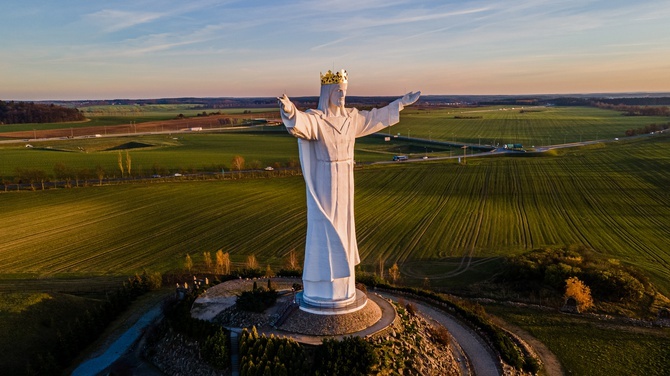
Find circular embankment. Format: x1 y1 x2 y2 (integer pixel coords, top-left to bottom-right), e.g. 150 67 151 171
191 278 396 344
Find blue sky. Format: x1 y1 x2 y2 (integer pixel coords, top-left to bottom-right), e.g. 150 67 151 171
2 0 669 100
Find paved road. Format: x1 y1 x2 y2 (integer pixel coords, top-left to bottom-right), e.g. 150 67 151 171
379 292 501 376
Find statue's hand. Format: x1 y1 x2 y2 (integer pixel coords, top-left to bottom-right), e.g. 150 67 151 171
401 91 421 106
277 94 292 113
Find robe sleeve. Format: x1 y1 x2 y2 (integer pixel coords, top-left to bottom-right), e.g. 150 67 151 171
354 99 404 138
280 102 320 141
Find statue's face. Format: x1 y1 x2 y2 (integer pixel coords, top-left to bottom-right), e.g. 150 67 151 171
329 83 347 107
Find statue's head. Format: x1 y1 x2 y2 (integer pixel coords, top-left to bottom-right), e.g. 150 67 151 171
318 70 348 113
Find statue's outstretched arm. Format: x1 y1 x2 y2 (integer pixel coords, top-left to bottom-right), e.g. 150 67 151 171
400 91 421 107
277 94 296 119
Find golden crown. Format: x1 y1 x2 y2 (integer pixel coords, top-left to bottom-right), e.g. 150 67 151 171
320 69 348 85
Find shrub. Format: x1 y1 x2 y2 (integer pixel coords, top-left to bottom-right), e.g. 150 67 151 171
234 268 265 279
236 287 278 313
429 325 451 346
564 277 594 311
313 336 378 376
277 269 302 277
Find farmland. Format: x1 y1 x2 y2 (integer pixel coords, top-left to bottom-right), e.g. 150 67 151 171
395 106 669 145
1 132 668 295
0 104 275 135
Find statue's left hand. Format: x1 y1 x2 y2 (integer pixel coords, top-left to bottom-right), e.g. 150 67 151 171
401 91 421 106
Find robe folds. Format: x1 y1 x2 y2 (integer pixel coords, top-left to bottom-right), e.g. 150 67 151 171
281 99 403 301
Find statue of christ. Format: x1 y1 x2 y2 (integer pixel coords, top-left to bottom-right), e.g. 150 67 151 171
278 70 420 310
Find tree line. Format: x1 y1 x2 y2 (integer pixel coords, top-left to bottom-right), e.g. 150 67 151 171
592 101 670 117
1 154 302 192
500 245 655 310
0 100 85 124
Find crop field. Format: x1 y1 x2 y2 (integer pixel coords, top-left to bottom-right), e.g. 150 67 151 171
0 131 415 180
0 132 301 179
0 105 275 134
1 133 668 295
395 106 669 145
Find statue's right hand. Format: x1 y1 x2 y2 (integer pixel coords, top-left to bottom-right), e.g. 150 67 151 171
277 94 292 113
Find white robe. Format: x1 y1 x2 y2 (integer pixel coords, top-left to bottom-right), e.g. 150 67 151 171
281 100 404 302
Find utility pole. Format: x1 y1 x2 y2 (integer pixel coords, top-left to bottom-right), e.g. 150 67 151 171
461 145 468 164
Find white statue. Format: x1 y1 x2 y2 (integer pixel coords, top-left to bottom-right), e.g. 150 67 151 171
278 70 420 310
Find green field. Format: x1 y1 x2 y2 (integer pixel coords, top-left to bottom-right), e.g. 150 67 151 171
486 304 670 376
394 106 668 145
0 132 301 179
1 133 668 295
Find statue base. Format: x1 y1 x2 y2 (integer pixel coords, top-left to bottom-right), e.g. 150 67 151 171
296 289 368 315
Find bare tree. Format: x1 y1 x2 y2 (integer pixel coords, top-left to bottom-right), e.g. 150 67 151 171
203 251 212 272
388 262 400 284
231 155 245 178
215 249 230 275
184 253 193 273
125 150 132 177
377 257 386 280
285 249 300 270
246 254 258 270
117 151 124 177
95 164 105 186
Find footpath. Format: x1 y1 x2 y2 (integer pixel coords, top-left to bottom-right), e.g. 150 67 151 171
71 304 163 376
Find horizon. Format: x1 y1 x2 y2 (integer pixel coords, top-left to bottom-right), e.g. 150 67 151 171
2 1 670 101
9 91 670 104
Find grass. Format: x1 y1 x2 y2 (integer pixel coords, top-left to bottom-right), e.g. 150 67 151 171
0 132 301 179
395 106 669 145
485 304 670 376
0 291 103 374
0 131 441 180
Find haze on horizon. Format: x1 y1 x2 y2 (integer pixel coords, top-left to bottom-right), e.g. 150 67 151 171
2 0 669 101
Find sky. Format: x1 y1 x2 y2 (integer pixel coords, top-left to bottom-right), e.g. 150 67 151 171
1 0 670 100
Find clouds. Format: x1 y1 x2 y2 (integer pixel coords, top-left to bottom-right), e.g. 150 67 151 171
84 9 164 33
1 0 669 99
